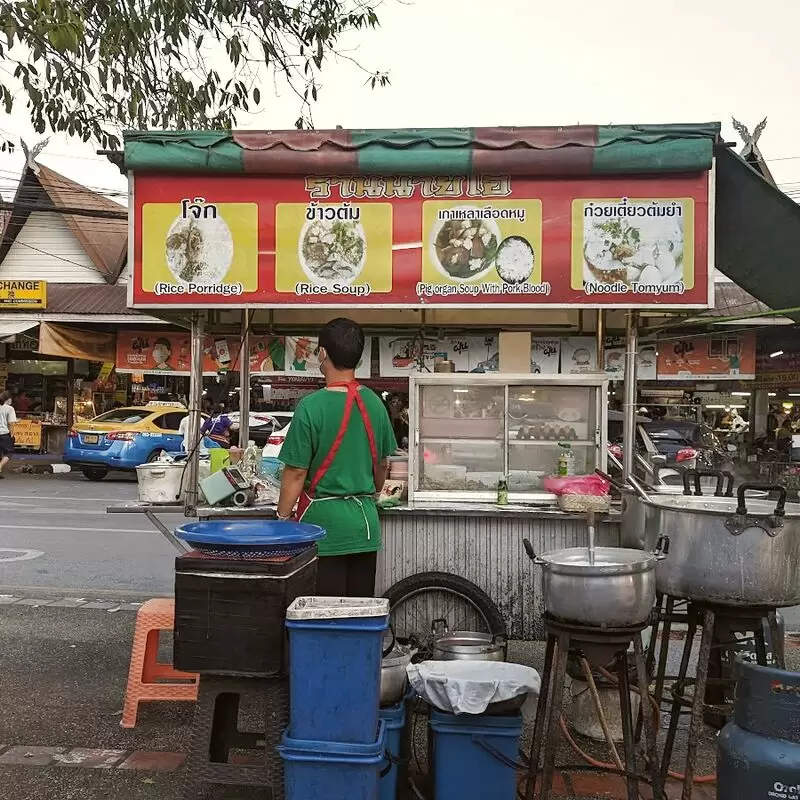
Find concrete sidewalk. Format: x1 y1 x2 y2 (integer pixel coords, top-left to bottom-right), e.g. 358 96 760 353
1 598 797 799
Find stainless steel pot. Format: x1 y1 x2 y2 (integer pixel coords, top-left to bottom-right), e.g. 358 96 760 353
524 539 665 628
430 619 507 661
380 644 414 707
642 482 800 607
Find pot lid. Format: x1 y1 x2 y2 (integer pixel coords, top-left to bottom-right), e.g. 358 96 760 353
648 495 800 519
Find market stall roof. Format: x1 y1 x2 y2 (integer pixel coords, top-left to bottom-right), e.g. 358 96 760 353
122 123 721 176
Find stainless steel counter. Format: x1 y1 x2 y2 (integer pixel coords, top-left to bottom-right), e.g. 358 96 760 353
109 500 620 639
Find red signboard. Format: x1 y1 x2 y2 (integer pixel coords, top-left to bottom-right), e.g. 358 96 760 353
656 333 756 380
130 172 711 309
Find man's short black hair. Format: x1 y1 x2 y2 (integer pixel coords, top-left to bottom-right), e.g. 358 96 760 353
318 318 365 370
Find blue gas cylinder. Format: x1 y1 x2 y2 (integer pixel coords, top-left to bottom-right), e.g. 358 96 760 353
717 659 800 799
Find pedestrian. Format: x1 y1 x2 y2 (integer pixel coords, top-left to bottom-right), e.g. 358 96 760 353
201 403 237 448
0 390 17 479
276 318 397 597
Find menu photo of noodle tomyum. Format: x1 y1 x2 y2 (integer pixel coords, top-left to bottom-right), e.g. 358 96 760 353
274 202 394 297
140 199 260 297
571 197 695 298
420 199 544 293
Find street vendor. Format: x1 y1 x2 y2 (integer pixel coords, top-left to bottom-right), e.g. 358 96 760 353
276 318 397 596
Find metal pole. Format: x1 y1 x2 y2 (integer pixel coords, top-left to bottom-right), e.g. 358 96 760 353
184 311 205 514
596 310 605 368
239 309 250 447
622 310 639 482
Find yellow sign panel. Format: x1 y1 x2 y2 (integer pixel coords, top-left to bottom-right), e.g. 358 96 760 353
13 418 42 450
0 280 47 309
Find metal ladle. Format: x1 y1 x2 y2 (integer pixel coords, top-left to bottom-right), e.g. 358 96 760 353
586 509 596 565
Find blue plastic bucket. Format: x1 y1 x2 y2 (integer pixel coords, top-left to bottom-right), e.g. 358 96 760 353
279 721 386 800
286 608 388 743
378 693 408 800
430 710 523 800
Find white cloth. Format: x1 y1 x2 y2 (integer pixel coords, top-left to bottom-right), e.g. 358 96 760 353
179 414 207 455
0 403 17 436
407 660 541 720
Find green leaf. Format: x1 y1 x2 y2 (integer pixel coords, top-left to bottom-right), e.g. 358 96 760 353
253 86 260 104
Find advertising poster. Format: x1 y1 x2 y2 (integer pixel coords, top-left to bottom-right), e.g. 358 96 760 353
286 336 371 379
530 338 561 375
116 332 285 375
656 334 756 380
131 173 710 309
603 337 657 380
378 336 498 376
560 337 598 374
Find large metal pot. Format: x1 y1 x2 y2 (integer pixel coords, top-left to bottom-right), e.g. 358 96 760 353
643 483 800 607
430 619 507 661
620 483 684 549
525 540 665 628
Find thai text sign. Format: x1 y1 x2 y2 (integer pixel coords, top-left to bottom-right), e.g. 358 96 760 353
130 172 711 309
0 280 46 309
13 418 42 450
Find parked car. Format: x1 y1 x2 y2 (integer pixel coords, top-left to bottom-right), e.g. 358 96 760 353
643 420 730 473
64 403 208 481
226 411 293 447
259 412 295 457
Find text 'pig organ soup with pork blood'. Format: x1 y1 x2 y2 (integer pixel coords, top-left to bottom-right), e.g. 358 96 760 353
165 214 234 286
583 214 684 287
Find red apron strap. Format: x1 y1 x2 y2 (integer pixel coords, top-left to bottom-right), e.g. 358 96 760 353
306 387 357 498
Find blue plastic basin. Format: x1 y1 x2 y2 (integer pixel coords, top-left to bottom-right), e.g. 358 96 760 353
175 519 326 547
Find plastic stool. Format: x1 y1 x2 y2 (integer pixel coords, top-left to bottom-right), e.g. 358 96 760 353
121 598 199 728
183 675 288 800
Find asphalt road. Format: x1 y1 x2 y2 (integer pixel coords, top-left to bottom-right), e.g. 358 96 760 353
0 472 178 596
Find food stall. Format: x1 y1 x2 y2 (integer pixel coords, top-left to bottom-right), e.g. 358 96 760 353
111 123 717 637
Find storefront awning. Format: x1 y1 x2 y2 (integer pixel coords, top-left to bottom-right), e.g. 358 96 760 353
122 123 721 177
0 320 37 342
715 146 800 322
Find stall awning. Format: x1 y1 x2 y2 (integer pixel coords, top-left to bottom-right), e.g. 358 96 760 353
122 123 721 177
0 320 37 341
715 146 800 322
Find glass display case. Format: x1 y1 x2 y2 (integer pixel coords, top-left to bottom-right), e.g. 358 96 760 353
409 373 608 505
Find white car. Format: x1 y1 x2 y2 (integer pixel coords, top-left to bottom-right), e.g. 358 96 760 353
227 411 294 448
261 413 294 457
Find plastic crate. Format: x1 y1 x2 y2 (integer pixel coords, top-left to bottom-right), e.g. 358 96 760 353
285 597 389 744
173 550 317 677
278 722 386 800
430 710 523 800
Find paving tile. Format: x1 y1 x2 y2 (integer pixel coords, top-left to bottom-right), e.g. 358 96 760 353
0 746 66 766
80 601 116 610
47 599 88 608
115 603 143 612
0 596 20 605
12 599 52 607
54 748 127 768
118 751 186 772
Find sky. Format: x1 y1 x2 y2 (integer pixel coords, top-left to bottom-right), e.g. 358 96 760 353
1 0 799 202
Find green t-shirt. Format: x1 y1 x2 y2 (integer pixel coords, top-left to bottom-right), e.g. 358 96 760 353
279 387 397 556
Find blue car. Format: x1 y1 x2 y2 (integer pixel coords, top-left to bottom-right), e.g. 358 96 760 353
64 403 216 481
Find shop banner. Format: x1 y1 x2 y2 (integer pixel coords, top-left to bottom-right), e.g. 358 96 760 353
13 418 42 450
116 331 286 375
131 173 711 310
0 280 46 309
530 338 561 375
378 336 498 376
38 322 116 362
286 336 372 379
755 338 800 375
656 333 756 380
602 337 658 380
560 337 598 374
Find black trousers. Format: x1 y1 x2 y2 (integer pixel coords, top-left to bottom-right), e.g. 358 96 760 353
315 551 378 597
